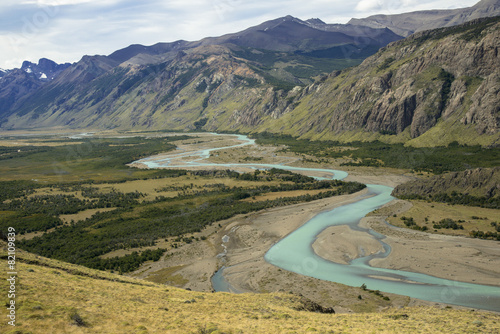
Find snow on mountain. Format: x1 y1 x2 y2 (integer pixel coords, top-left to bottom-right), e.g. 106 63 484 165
18 59 71 82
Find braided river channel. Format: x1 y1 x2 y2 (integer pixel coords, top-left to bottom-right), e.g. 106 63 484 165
135 133 500 312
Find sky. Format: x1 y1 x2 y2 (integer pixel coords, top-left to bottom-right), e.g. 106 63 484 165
0 0 480 69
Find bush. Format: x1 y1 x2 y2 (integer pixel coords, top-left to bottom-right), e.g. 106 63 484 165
69 310 87 327
433 218 463 230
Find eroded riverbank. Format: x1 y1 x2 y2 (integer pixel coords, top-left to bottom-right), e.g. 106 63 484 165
130 133 500 312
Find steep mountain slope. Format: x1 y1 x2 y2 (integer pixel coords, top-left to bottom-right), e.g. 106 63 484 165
0 55 120 126
348 0 500 37
0 69 44 119
0 58 71 120
1 17 498 147
105 16 401 64
0 44 302 129
197 15 401 56
245 16 500 146
0 15 401 129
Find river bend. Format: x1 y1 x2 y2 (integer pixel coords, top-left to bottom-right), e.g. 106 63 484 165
134 133 500 312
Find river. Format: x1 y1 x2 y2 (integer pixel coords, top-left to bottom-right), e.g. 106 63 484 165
134 133 500 312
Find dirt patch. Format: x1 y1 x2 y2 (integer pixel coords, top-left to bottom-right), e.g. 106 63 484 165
59 207 117 223
363 216 500 287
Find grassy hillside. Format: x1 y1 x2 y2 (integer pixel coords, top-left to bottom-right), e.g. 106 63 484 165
1 246 499 334
392 167 500 208
390 167 500 240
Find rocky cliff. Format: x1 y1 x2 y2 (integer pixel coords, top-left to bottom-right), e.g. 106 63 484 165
392 167 500 199
0 44 307 130
1 17 499 147
0 15 400 130
248 17 499 146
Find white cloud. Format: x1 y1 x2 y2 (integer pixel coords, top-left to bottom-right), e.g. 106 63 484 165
37 0 97 4
355 0 382 11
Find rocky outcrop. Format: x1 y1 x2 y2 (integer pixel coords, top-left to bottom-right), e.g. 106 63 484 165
392 167 500 199
267 17 500 144
21 58 71 81
0 17 498 147
293 295 335 314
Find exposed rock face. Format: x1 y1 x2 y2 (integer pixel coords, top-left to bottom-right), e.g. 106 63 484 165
21 58 71 81
267 17 500 144
392 167 500 199
464 74 500 134
0 15 401 131
0 69 43 120
0 58 70 120
0 17 498 147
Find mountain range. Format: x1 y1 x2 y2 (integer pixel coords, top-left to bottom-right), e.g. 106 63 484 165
0 0 498 147
349 0 500 36
0 15 403 125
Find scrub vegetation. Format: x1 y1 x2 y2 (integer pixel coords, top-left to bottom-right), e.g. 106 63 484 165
0 135 190 182
252 132 499 174
0 135 365 274
1 132 499 334
386 200 500 239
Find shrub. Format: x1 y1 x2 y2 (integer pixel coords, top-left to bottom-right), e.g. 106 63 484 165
69 310 87 327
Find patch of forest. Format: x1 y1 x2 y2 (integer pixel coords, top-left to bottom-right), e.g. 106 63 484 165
3 168 365 274
252 133 499 174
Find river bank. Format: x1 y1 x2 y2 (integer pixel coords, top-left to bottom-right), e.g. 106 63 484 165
131 185 424 312
129 133 500 312
311 198 500 287
130 167 500 312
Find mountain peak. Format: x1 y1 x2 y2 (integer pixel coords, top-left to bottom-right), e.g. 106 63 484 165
21 60 34 70
19 58 71 81
38 58 58 72
306 18 326 25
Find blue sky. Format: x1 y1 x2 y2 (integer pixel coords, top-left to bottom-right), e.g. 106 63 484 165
0 0 480 69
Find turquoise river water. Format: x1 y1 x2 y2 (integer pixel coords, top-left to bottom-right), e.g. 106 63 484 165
135 133 500 312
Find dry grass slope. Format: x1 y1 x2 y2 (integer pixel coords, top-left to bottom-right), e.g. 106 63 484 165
1 244 499 334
